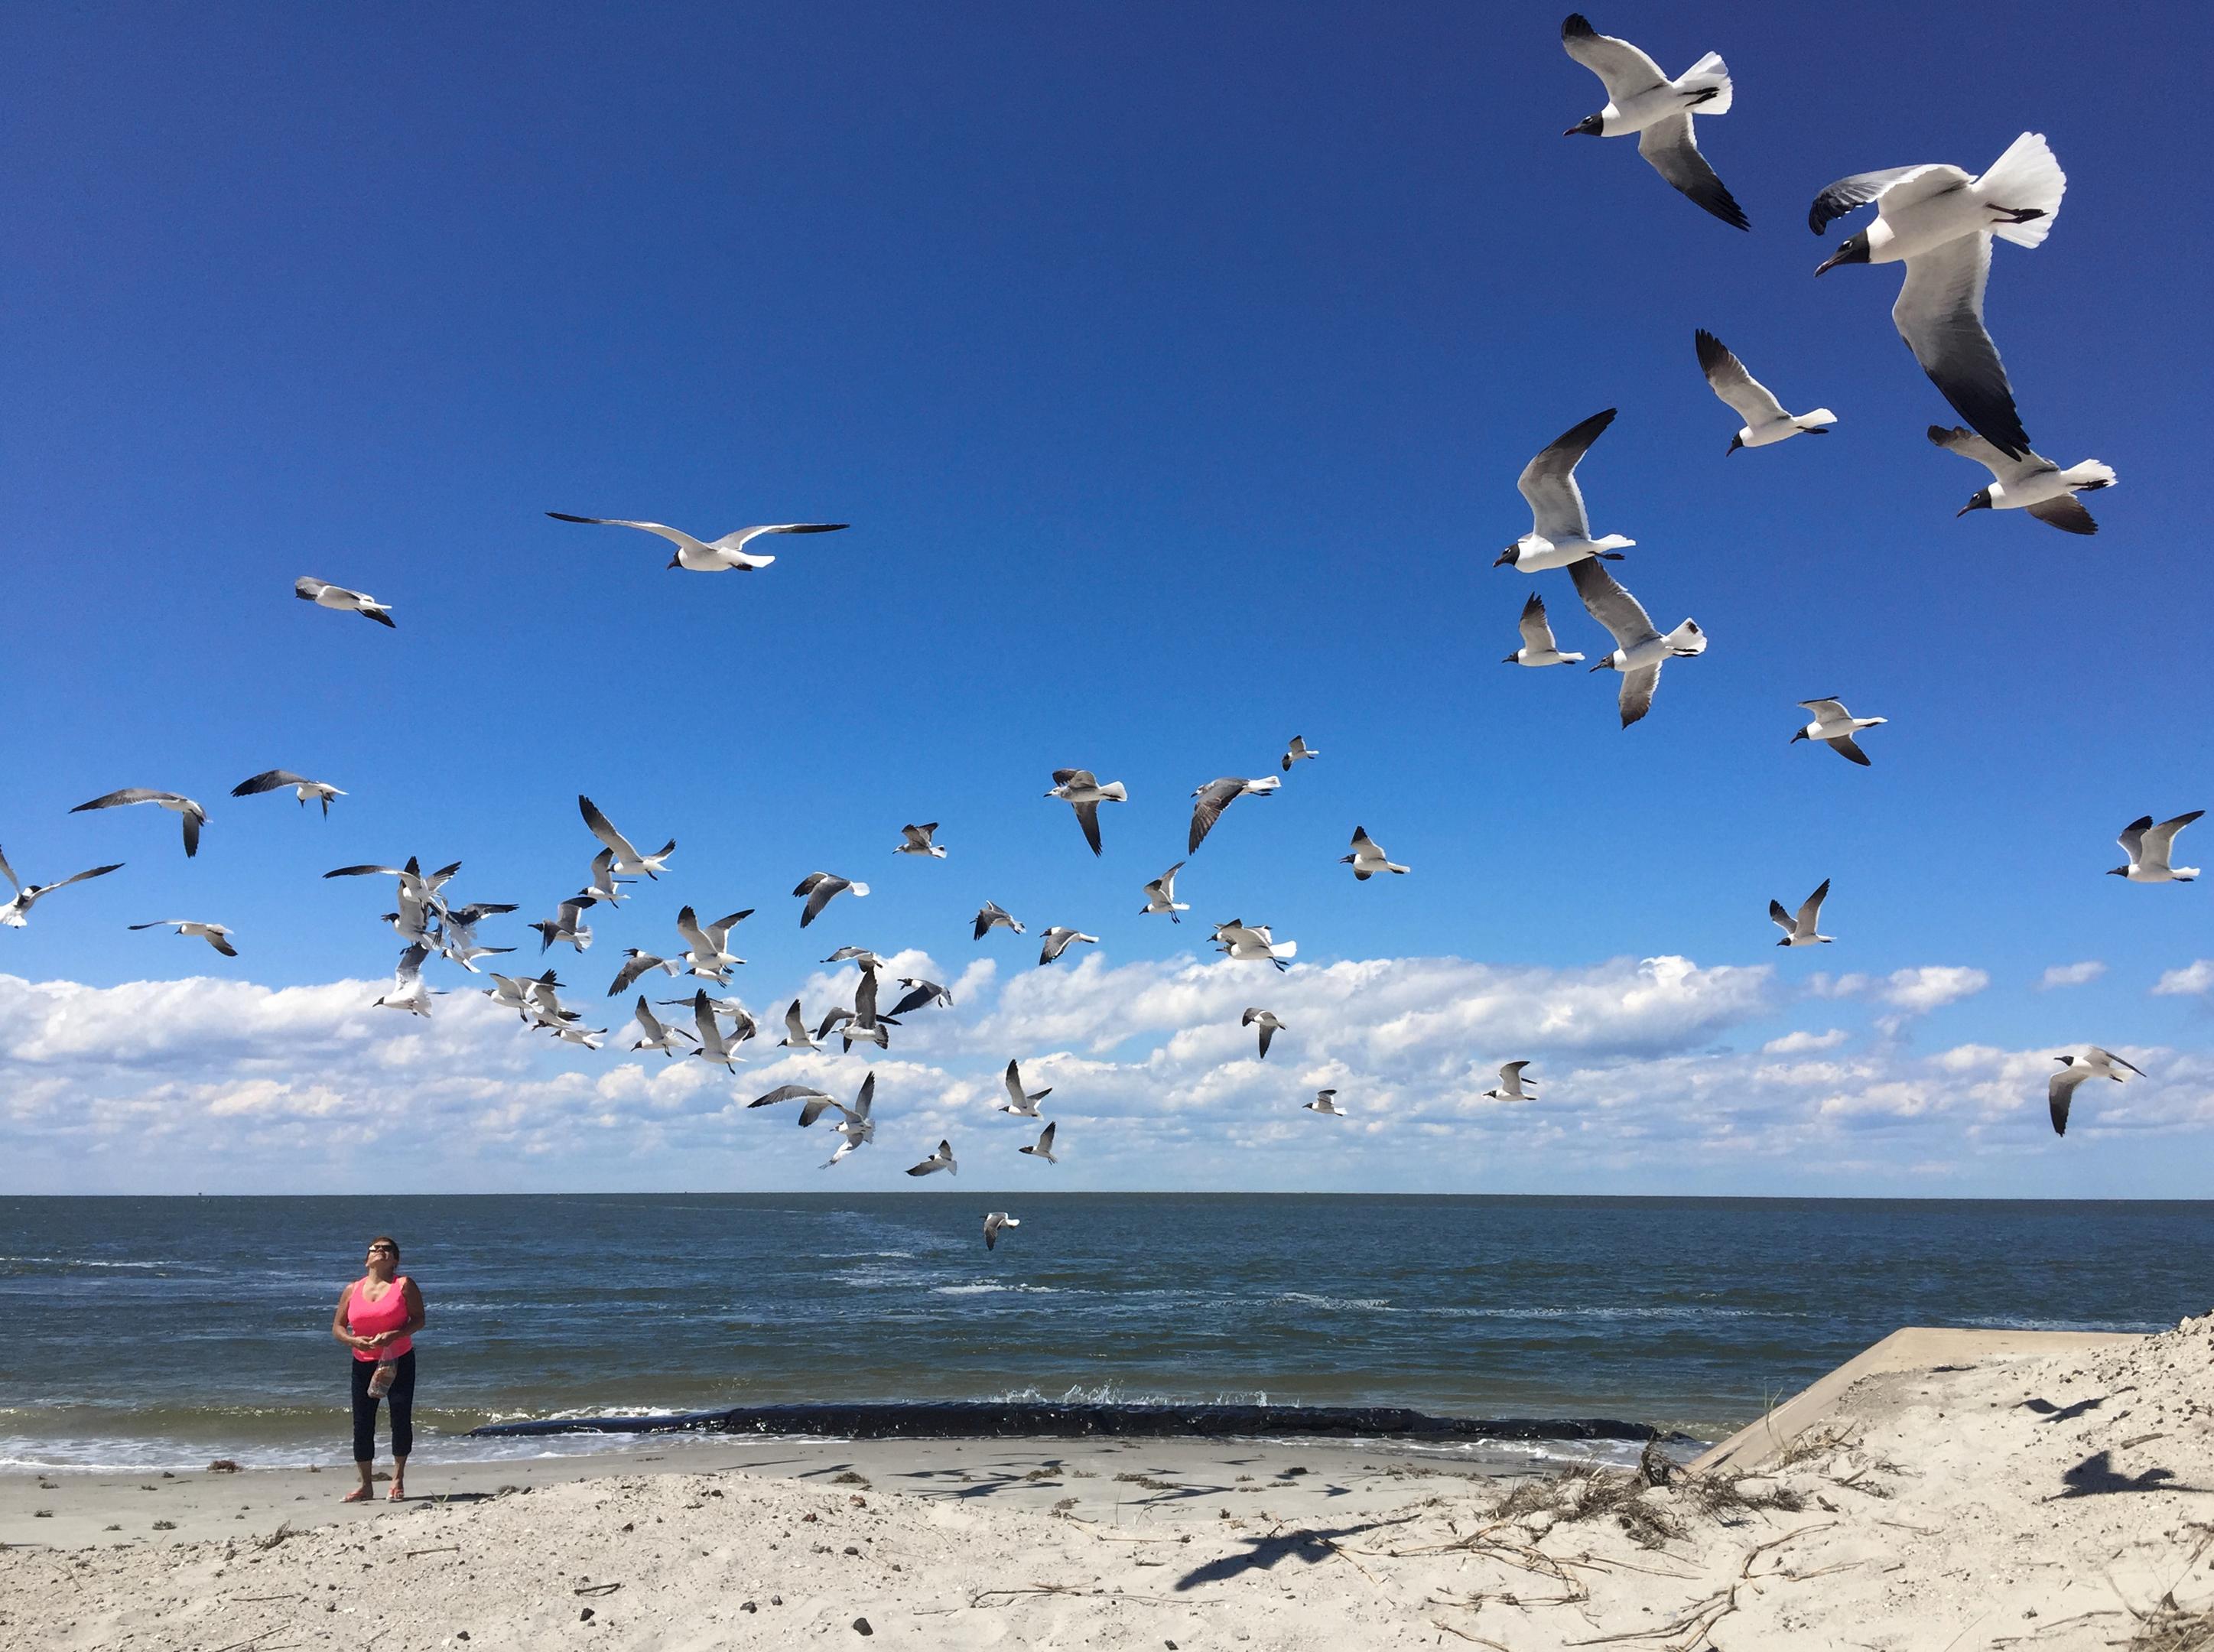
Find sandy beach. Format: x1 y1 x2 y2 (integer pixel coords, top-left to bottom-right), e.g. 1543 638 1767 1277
5 1314 2211 1650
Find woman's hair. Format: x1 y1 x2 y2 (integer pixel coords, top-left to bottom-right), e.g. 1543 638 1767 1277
369 1234 401 1259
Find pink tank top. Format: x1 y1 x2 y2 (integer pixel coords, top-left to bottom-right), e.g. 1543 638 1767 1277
346 1275 414 1362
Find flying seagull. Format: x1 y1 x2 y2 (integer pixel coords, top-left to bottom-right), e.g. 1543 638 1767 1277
1812 133 2067 458
823 945 886 969
1484 1062 1536 1101
906 1139 957 1178
529 897 595 954
231 770 346 815
1242 1007 1284 1059
294 577 395 627
1569 559 1705 727
0 849 122 928
896 822 947 858
1770 880 1834 947
128 919 236 957
1497 409 1633 572
1188 776 1280 854
1038 926 1098 967
778 999 824 1052
689 989 746 1072
1505 591 1585 667
1696 331 1835 451
629 997 695 1057
1019 1122 1058 1165
1212 920 1297 971
974 900 1025 939
749 1082 834 1111
836 965 899 1051
606 948 681 997
1560 14 1745 229
1000 1059 1053 1117
1045 769 1127 857
2111 813 2203 883
578 847 633 907
1305 1089 1345 1116
71 789 207 858
2049 1047 2144 1137
579 795 675 880
1140 861 1189 923
794 872 868 928
545 512 848 572
1282 736 1320 772
983 1211 1018 1250
676 906 752 979
1791 699 1886 766
1342 825 1409 880
886 977 951 1017
1928 425 2115 535
373 943 436 1017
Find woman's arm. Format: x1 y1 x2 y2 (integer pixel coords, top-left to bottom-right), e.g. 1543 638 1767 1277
397 1276 427 1338
330 1283 368 1349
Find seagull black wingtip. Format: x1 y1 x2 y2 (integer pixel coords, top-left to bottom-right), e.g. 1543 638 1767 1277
1561 13 1596 39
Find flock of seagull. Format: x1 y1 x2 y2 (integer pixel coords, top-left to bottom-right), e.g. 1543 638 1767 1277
2 15 2194 1247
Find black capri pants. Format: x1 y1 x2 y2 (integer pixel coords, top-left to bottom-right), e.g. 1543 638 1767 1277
349 1351 415 1462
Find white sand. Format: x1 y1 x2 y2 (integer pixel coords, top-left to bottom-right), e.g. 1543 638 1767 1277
4 1317 2210 1649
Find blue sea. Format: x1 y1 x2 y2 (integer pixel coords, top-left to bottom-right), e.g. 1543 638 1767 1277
2 1195 2206 1472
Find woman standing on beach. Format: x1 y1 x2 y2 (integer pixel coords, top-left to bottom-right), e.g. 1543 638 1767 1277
330 1234 426 1501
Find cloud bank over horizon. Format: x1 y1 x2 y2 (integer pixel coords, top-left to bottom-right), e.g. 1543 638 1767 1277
7 949 2208 1198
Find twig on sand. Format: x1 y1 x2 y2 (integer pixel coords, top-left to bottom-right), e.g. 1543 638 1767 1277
404 1545 460 1559
970 1583 1191 1608
572 1581 623 1596
1740 1520 1839 1581
1567 1585 1738 1647
1432 1622 1514 1650
226 1593 302 1603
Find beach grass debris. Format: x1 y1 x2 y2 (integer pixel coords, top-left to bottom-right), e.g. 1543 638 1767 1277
208 1459 242 1473
831 1471 870 1488
2128 1595 2214 1651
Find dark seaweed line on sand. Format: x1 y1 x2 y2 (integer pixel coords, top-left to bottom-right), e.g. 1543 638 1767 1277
471 1400 1695 1444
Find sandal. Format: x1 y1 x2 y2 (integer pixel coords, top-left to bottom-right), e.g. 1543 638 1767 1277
387 1487 407 1501
343 1487 372 1503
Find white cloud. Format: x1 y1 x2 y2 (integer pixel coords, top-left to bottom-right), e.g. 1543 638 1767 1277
2154 961 2214 998
1762 1028 1848 1055
2037 961 2107 990
1878 967 1991 1014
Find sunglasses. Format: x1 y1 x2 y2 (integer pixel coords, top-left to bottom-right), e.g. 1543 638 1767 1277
368 1245 397 1254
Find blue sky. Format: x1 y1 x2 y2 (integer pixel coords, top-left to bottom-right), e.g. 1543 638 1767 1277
3 2 2209 1195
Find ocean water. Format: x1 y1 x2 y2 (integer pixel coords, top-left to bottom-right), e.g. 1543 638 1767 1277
2 1194 2206 1472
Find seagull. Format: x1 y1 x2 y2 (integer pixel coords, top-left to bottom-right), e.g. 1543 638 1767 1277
1497 410 1634 571
127 919 236 957
1000 1059 1053 1117
529 897 595 954
606 948 681 997
1696 331 1835 451
1504 591 1585 667
906 1139 957 1178
1769 880 1834 947
1811 133 2067 459
2111 812 2203 883
1045 769 1127 857
1019 1122 1058 1165
776 998 824 1052
1212 920 1297 971
896 822 947 859
983 1211 1019 1250
1559 15 1745 229
837 967 898 1050
1484 1062 1537 1101
578 848 634 907
689 989 746 1072
551 1022 606 1051
373 943 436 1016
749 1082 834 1111
1305 1089 1345 1116
1790 699 1886 766
676 906 753 979
1140 861 1189 922
70 789 208 858
1570 559 1705 727
822 946 886 969
2048 1047 2144 1137
579 795 675 880
1188 776 1279 854
1928 425 2115 535
794 872 868 928
799 1075 878 1168
325 858 462 909
629 997 695 1057
672 995 759 1045
974 900 1025 940
0 849 122 928
545 512 848 572
886 977 951 1017
484 969 562 1023
1038 926 1098 967
1282 736 1320 772
230 770 346 815
1240 1008 1284 1059
438 935 515 974
1342 826 1409 880
294 577 395 627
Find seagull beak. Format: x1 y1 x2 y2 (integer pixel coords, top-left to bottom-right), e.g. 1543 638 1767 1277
1789 730 1807 743
1813 248 1849 277
1493 548 1515 567
1586 662 1608 674
667 555 681 568
1500 652 1519 664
